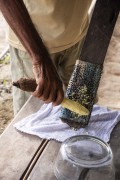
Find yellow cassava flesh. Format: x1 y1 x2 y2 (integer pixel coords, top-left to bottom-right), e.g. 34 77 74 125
61 98 89 116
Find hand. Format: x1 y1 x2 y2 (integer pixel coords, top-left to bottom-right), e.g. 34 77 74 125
32 58 64 106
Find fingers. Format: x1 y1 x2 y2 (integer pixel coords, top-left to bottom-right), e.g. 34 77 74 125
52 87 64 106
32 79 44 98
32 80 64 106
32 61 64 105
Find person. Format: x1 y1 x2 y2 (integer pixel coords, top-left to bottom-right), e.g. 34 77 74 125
0 0 92 115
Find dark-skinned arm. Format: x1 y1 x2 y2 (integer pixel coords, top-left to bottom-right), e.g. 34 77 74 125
0 0 64 105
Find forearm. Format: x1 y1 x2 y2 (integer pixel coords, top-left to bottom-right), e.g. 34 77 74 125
0 0 50 65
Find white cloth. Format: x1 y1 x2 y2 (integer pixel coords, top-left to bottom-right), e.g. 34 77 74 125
14 104 120 142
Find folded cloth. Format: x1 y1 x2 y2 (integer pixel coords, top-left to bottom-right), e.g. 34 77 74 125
14 104 120 142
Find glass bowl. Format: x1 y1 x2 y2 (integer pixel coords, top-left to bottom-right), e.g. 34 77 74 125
54 135 115 180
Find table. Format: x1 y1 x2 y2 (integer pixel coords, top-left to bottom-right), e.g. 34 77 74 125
0 96 120 180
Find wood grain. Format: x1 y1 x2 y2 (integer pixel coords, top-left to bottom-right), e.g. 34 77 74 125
28 141 61 180
0 96 44 180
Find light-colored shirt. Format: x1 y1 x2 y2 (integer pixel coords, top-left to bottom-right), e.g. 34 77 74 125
7 0 92 53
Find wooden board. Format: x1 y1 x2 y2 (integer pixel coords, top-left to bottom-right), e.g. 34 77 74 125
28 141 61 180
0 96 44 180
0 96 120 179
